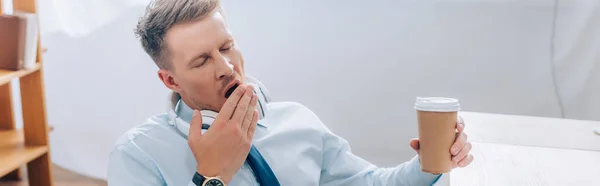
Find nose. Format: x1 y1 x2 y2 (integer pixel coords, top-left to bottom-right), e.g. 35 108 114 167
214 53 234 80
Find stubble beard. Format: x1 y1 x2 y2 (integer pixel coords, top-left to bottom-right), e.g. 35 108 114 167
189 96 219 113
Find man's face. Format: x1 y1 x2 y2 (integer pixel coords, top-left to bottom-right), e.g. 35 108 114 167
158 11 245 112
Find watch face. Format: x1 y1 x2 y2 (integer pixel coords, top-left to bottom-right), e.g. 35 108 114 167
205 178 224 186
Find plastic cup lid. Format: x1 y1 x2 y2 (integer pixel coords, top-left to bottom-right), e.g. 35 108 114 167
414 97 461 112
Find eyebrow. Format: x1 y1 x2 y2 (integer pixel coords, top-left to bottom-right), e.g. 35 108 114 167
221 38 233 47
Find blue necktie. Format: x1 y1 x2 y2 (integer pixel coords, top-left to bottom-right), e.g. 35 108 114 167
202 124 280 186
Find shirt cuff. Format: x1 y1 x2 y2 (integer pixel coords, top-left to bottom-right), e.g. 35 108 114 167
406 155 443 186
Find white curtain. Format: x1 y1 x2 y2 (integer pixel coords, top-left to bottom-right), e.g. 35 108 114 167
37 0 150 37
554 0 600 121
21 0 600 180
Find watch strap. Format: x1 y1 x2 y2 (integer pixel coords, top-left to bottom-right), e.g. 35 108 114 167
192 172 206 186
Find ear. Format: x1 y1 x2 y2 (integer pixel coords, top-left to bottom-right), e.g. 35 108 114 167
158 69 181 92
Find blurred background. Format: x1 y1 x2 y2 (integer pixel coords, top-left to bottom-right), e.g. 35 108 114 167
2 0 599 183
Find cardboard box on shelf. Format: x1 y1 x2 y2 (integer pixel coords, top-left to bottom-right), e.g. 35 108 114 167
0 12 38 71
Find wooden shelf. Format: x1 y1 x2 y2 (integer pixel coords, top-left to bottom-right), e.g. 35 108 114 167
0 63 41 86
0 129 48 177
1 0 53 184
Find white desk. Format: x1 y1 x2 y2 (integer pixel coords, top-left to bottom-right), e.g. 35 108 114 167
434 112 600 186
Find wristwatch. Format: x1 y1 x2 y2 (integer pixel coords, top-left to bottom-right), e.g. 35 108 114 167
192 172 225 186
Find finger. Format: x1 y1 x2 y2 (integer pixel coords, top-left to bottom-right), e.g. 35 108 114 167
458 154 474 167
247 111 259 140
451 132 467 155
230 85 254 126
456 116 465 133
188 110 204 138
241 94 258 134
216 84 248 122
452 141 472 163
409 138 420 154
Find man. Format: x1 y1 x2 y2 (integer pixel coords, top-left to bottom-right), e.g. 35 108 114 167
107 0 473 185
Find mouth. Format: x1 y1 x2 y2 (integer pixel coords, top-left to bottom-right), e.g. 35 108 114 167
224 80 240 98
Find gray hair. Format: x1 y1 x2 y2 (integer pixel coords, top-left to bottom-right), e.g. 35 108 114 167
135 0 222 69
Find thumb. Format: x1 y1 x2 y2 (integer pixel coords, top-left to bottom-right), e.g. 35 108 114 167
189 110 204 137
409 138 420 154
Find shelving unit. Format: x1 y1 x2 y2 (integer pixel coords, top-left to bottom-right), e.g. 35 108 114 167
0 0 54 185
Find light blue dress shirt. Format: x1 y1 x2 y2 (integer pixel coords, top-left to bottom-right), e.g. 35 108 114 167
107 98 441 186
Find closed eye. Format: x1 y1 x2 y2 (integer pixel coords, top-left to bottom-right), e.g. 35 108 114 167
220 42 234 52
199 56 210 66
193 56 210 68
188 52 210 68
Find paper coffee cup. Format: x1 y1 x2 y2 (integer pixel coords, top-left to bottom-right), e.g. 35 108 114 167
415 97 460 174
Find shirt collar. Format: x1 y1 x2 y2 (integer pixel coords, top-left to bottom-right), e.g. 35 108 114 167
175 98 268 128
